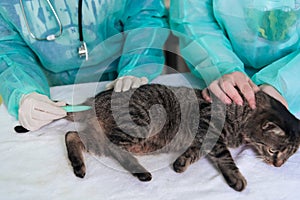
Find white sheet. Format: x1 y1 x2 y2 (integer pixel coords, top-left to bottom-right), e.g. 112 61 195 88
0 73 299 200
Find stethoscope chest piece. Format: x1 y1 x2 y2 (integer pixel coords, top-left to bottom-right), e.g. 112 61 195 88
78 41 88 61
21 0 89 61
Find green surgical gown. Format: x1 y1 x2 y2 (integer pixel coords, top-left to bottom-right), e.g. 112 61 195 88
170 0 300 115
0 0 169 118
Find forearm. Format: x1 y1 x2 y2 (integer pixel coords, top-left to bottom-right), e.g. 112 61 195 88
0 16 49 118
0 56 50 118
117 29 168 81
170 0 244 84
118 0 169 81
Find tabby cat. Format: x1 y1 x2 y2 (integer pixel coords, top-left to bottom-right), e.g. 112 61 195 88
64 84 300 191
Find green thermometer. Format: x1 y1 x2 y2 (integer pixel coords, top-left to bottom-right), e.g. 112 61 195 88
62 105 92 113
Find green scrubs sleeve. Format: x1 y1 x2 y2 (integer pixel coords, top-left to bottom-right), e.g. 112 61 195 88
0 14 49 118
252 50 300 114
170 0 245 85
117 0 169 81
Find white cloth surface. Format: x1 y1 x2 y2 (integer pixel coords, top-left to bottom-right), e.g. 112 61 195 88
0 73 299 200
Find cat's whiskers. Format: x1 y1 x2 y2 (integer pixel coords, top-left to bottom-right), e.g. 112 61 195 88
253 155 273 165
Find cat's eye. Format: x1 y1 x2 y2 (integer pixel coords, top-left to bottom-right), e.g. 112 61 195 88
268 148 277 154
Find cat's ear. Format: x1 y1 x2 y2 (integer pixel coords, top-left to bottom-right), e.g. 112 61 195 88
262 121 285 136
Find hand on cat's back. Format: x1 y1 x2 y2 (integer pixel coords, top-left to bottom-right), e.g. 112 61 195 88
202 71 259 109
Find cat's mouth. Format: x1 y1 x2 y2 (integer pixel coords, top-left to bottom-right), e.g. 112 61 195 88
264 158 284 167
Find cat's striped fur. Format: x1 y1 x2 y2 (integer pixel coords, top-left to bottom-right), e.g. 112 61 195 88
65 84 300 191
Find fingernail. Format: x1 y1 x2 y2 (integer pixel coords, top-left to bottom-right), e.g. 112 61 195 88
236 101 243 106
225 99 232 104
204 96 212 103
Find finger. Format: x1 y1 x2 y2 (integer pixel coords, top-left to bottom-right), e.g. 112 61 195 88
209 81 232 104
28 118 53 131
18 110 30 130
121 77 133 92
105 80 116 90
131 77 148 89
131 78 141 89
243 86 256 109
41 101 67 116
18 109 51 131
220 80 243 106
53 101 67 107
202 88 212 103
140 77 148 85
32 109 66 121
32 102 67 120
249 80 260 92
236 80 256 109
114 79 123 92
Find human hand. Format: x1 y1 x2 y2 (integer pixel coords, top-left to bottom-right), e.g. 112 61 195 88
259 84 288 109
106 76 148 92
202 71 260 109
18 92 67 131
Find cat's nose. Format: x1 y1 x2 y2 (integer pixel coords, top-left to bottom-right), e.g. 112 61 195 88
274 159 284 167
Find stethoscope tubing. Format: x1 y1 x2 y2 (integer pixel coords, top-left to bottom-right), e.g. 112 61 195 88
19 0 63 41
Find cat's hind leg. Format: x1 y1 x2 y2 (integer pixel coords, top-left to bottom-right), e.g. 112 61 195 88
109 145 152 181
107 129 152 182
65 131 86 178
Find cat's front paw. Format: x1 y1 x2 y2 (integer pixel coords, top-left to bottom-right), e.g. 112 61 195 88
72 162 86 178
133 172 152 182
224 170 247 191
173 156 191 173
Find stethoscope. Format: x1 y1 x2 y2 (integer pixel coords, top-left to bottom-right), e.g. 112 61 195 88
19 0 88 60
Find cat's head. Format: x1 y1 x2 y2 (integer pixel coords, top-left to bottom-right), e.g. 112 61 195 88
246 91 300 167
